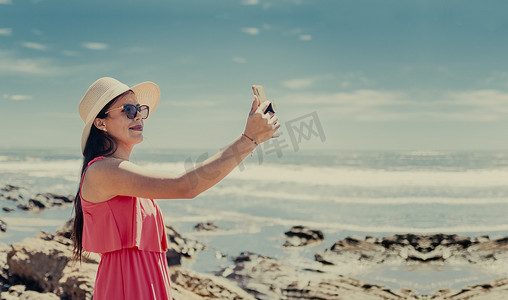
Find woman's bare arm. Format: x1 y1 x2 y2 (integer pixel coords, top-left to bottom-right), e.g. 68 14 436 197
81 98 280 202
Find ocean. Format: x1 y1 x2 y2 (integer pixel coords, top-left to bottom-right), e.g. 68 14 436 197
1 147 508 294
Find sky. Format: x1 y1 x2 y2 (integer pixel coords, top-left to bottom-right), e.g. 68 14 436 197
2 0 508 152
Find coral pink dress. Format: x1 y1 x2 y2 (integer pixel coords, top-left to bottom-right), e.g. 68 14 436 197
80 157 173 300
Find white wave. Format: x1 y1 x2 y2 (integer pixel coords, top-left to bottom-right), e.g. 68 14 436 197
207 185 508 205
0 159 81 174
122 161 508 188
5 159 508 188
225 163 508 187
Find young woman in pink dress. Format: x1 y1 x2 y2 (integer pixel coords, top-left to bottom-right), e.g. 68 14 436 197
72 77 279 299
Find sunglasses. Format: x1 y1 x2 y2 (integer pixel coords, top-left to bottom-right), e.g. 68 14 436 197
105 104 150 119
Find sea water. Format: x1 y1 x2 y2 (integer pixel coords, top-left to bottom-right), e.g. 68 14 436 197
1 147 508 294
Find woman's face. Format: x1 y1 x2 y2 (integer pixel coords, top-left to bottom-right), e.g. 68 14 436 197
99 92 145 148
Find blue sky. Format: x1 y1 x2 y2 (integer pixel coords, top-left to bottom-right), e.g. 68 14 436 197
2 0 508 151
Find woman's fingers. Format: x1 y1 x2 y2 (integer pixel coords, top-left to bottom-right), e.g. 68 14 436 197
245 99 281 143
256 101 272 115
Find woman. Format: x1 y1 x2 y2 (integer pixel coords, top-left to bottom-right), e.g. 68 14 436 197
72 77 279 299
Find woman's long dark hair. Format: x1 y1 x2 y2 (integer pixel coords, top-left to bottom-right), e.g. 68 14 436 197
72 90 132 261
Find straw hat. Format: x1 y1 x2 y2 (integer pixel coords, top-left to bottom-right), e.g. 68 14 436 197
79 77 160 154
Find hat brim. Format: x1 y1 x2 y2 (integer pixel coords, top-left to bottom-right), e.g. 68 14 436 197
80 81 160 153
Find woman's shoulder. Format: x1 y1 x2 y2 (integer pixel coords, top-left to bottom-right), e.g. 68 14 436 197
85 157 125 179
85 157 150 183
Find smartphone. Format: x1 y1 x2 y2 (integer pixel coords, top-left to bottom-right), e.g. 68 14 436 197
252 85 275 113
252 85 280 138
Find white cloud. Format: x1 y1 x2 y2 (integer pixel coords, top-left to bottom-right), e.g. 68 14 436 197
232 57 246 64
82 42 109 50
174 55 197 65
0 50 61 75
241 27 260 35
61 50 79 56
299 34 312 41
283 77 317 89
0 0 12 4
242 0 259 5
22 42 47 51
32 29 44 36
0 28 12 36
3 94 32 101
338 71 370 88
278 89 508 122
483 71 508 88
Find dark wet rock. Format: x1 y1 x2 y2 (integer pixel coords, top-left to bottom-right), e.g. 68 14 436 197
216 252 418 299
315 234 485 266
1 191 24 203
1 185 20 192
0 220 6 232
166 225 205 266
1 186 73 212
16 203 31 211
29 193 73 209
194 222 219 232
283 225 324 247
315 233 508 274
2 207 14 213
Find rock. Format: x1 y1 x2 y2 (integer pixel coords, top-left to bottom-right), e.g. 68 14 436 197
6 227 100 300
28 193 73 209
1 185 20 192
28 195 48 208
0 242 11 284
7 235 73 293
0 185 29 203
16 203 31 211
55 219 73 239
0 219 6 232
315 234 480 266
0 285 60 300
315 236 386 265
1 186 73 212
2 219 256 300
283 225 324 247
428 277 508 299
166 225 205 266
1 191 24 203
56 262 97 300
215 252 416 299
194 222 219 232
2 207 14 212
171 268 256 299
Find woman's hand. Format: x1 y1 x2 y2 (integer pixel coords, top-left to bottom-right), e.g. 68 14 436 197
243 96 281 145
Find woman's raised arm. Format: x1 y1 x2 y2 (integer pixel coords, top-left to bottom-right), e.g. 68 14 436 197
81 97 280 202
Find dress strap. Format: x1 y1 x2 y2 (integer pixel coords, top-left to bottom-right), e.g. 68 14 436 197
87 156 107 167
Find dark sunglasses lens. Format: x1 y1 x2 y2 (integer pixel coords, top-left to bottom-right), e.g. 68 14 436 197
140 106 149 119
124 105 137 119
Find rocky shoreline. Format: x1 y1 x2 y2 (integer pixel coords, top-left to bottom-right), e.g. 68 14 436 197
2 184 508 299
1 223 508 299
